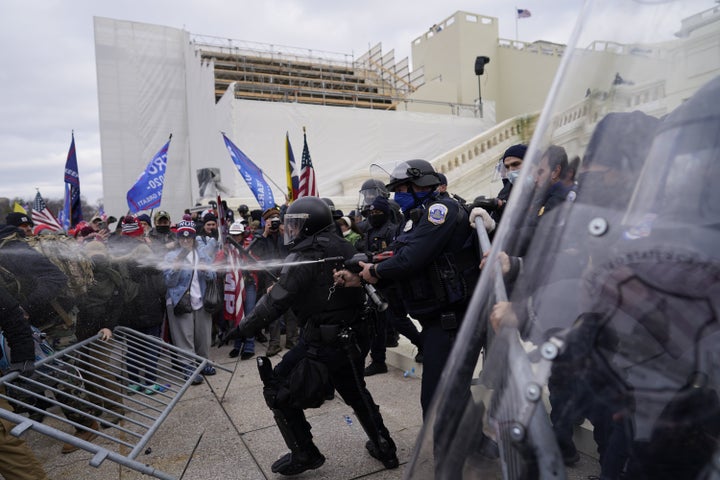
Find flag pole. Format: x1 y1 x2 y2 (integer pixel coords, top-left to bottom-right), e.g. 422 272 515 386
515 7 518 42
263 174 286 203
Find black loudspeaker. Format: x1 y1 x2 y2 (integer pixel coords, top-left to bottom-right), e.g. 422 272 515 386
474 56 490 75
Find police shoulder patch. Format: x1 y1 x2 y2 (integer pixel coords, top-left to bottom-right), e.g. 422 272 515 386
427 203 449 225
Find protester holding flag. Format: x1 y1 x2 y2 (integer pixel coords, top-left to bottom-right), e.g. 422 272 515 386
215 220 258 360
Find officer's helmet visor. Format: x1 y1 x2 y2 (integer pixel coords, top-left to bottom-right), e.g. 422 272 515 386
283 213 308 245
358 187 383 213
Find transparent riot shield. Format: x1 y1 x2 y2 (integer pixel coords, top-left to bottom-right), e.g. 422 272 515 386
406 1 720 479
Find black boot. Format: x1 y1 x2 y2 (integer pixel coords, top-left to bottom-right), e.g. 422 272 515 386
269 403 326 475
353 400 399 469
365 435 399 469
271 443 325 475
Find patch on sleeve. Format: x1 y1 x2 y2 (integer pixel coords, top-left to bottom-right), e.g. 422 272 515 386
427 203 449 225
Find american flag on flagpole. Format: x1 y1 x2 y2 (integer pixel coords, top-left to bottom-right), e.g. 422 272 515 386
517 8 532 18
31 190 63 232
297 128 318 198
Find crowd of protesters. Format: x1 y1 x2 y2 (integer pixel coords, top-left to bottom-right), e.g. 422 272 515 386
0 194 420 448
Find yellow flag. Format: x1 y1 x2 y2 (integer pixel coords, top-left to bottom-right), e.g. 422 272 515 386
13 202 27 214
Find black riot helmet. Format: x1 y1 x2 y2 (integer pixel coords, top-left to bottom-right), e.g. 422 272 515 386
358 178 390 213
283 197 334 245
386 159 441 192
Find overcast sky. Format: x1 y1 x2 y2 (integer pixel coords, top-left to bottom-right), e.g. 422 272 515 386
0 0 711 206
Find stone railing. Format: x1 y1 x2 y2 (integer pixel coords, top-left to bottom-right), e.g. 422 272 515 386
432 114 538 200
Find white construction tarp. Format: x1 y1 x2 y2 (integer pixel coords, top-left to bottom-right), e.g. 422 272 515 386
95 17 493 220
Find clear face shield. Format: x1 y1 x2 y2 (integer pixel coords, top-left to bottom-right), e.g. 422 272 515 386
282 213 308 245
357 186 384 215
407 1 720 479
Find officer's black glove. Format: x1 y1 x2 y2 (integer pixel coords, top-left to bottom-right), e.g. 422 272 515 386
217 326 238 348
217 319 258 348
8 360 35 377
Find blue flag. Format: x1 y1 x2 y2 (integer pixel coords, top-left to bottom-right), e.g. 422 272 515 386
61 132 82 231
127 138 171 213
222 133 275 211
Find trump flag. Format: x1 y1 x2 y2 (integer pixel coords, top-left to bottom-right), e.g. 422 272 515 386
127 136 171 213
222 133 275 211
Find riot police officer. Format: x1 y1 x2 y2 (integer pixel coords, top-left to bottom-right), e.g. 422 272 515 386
358 177 402 229
355 159 480 416
225 197 399 475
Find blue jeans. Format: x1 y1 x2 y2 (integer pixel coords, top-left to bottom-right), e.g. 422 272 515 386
234 283 256 353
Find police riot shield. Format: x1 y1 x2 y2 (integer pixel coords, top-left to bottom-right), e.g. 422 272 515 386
406 1 720 479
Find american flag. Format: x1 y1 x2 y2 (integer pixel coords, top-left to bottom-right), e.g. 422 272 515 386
298 130 318 198
31 190 63 232
517 8 532 18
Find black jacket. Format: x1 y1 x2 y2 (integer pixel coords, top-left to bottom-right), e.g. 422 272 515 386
0 225 67 322
237 228 363 336
0 283 35 364
375 194 479 318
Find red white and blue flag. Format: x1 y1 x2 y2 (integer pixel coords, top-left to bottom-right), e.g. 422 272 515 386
223 245 246 328
298 129 318 198
31 190 63 232
517 8 532 18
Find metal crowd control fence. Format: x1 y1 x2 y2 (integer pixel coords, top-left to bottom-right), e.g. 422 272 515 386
0 326 230 480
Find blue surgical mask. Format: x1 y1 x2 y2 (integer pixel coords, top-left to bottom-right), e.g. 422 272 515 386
507 170 520 184
394 191 432 212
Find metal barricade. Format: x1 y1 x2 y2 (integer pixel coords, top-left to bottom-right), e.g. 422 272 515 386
0 326 230 480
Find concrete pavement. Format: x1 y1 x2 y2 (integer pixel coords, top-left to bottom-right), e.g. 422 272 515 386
21 336 600 479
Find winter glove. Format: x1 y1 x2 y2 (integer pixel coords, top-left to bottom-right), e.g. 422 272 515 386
469 207 496 233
